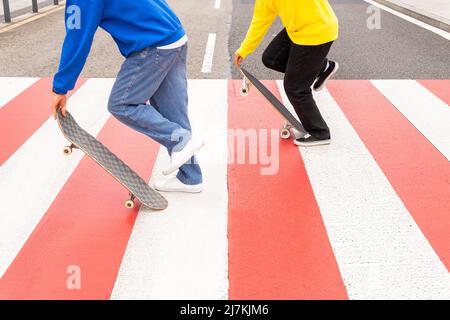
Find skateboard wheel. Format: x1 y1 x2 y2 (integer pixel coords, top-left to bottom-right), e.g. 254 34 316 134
240 78 250 97
63 146 73 155
240 86 249 97
125 200 135 209
125 193 136 209
280 128 291 139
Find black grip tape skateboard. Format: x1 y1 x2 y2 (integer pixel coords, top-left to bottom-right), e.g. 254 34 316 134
239 67 307 139
57 110 168 210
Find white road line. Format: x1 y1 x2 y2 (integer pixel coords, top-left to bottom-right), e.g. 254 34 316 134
277 82 450 299
201 33 217 73
111 80 229 300
214 0 221 9
364 0 450 40
371 80 450 161
0 78 38 110
0 79 113 278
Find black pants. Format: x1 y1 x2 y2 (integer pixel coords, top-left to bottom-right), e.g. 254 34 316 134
262 29 332 139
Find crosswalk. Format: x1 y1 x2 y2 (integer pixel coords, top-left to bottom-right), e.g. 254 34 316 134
0 78 448 299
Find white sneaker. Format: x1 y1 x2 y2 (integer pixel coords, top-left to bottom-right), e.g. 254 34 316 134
163 138 205 176
153 176 203 193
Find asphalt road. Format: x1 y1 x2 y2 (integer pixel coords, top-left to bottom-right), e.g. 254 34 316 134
229 0 450 79
0 0 448 80
0 0 232 79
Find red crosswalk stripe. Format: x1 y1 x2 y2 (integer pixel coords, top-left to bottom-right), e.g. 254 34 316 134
227 80 348 299
417 80 450 106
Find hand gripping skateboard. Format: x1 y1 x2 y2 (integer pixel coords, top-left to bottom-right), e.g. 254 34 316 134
57 110 168 210
239 67 308 140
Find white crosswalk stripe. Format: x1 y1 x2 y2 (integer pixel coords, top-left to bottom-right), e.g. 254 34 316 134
111 80 229 300
0 78 37 109
372 80 450 161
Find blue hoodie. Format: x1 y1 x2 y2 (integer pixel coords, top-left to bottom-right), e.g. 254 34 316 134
53 0 185 94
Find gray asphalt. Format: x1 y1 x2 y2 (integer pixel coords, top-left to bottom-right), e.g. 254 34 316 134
229 0 450 79
0 0 232 79
0 0 448 80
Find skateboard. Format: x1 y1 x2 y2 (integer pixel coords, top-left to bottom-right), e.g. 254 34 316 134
57 110 168 210
239 67 307 140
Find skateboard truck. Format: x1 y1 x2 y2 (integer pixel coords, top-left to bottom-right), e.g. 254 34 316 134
63 143 79 156
280 122 307 140
240 77 251 96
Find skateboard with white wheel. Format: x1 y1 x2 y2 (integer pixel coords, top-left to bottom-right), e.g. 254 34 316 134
56 109 168 210
239 67 308 138
280 122 307 140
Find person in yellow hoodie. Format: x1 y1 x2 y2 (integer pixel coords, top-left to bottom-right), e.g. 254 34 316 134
235 0 339 146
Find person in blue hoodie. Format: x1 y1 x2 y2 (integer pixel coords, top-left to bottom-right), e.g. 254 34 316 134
50 0 204 193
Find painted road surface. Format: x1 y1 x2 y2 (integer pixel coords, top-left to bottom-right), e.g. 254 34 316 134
0 78 449 300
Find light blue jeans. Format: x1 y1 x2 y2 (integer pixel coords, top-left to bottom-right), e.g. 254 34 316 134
108 43 202 185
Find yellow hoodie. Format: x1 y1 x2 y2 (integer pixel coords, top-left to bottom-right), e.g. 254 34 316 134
237 0 339 58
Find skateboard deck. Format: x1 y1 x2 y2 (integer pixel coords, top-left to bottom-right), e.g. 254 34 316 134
57 110 168 210
239 67 307 138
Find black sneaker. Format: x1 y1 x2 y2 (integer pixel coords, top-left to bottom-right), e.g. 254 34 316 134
294 134 331 147
313 60 339 92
